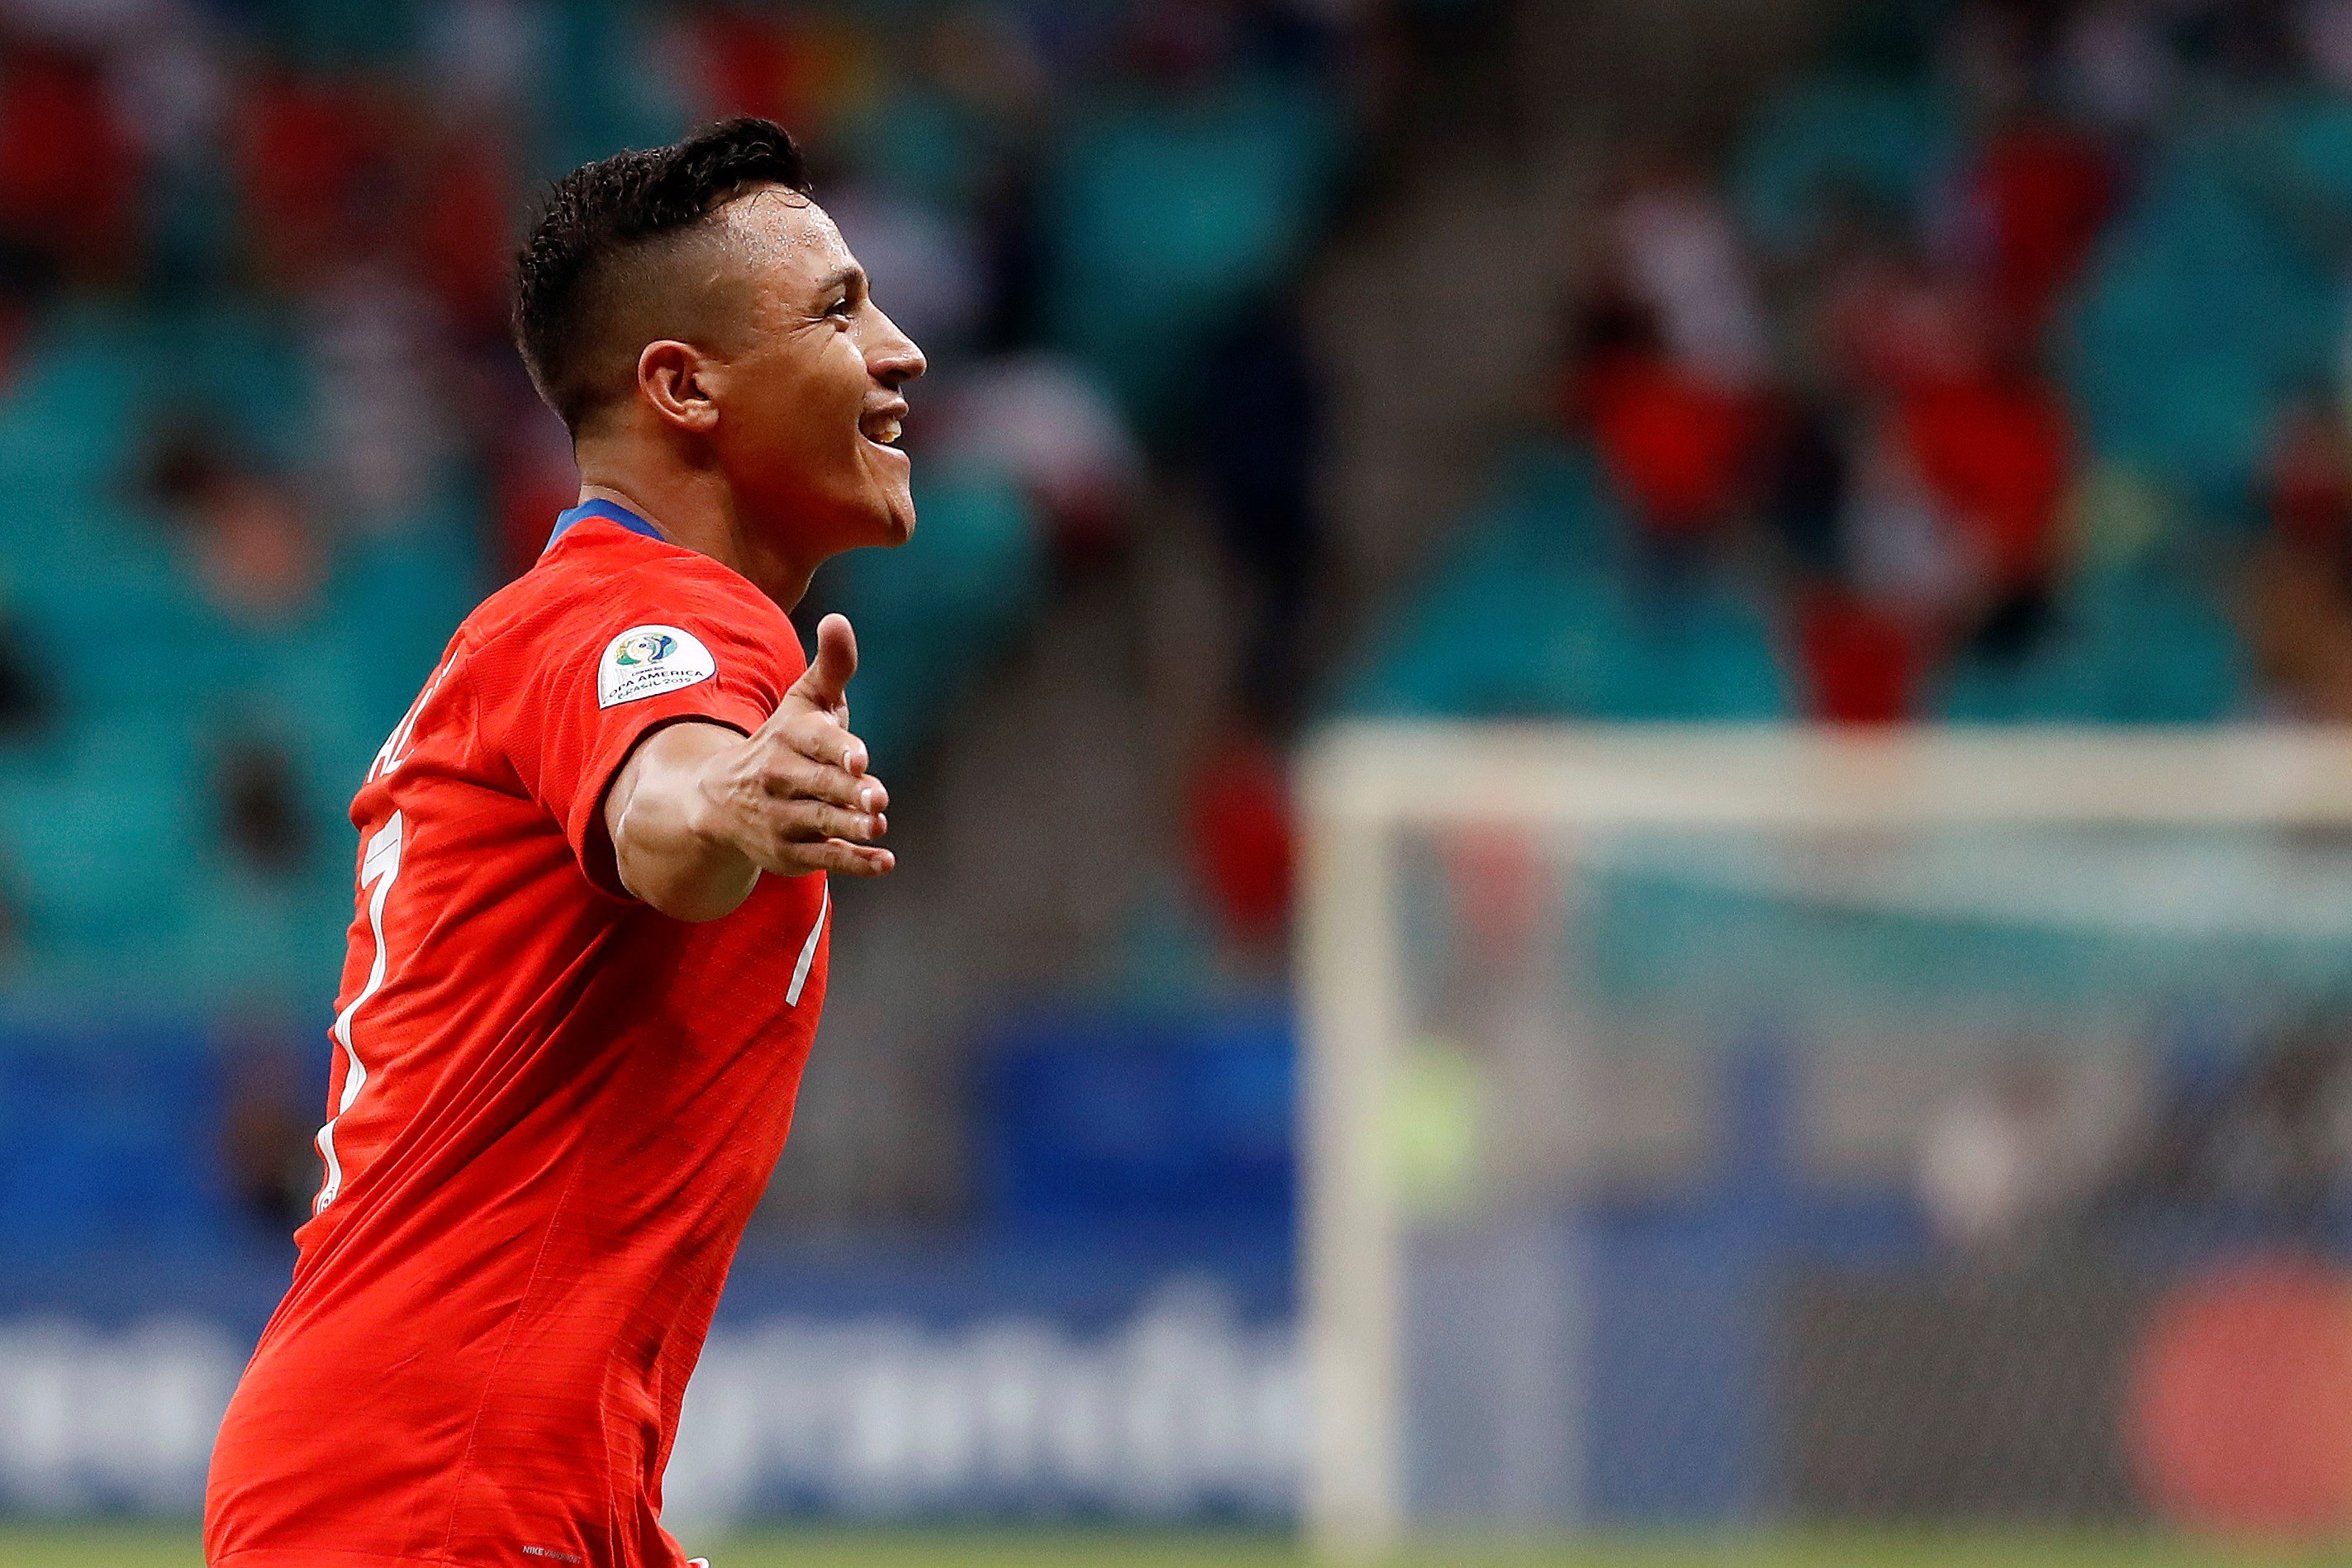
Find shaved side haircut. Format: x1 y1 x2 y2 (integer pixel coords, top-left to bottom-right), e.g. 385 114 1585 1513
513 116 815 435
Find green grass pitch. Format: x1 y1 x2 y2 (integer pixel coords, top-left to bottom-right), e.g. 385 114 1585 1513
8 1527 2352 1567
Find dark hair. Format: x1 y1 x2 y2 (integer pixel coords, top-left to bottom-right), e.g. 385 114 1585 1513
513 117 813 431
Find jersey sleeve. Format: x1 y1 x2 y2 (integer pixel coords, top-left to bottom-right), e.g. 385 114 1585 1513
501 558 805 900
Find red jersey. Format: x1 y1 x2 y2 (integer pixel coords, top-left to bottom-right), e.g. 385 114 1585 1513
206 501 831 1568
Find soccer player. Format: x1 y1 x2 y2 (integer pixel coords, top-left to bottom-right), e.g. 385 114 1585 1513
203 118 924 1568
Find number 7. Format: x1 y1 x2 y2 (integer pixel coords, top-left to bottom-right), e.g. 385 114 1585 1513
314 810 405 1214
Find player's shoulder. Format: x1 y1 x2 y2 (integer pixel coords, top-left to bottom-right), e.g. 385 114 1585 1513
473 521 791 646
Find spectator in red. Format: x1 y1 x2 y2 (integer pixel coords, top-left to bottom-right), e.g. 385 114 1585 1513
1562 291 1764 560
1567 173 1774 560
1864 261 2074 660
2268 396 2352 560
1794 581 1922 722
1962 113 2117 337
0 39 143 283
0 282 29 394
689 7 871 143
1901 364 2071 598
1817 248 1981 400
1764 402 1926 722
488 393 580 581
407 121 520 345
1589 353 1765 548
1185 734 1295 954
232 70 397 287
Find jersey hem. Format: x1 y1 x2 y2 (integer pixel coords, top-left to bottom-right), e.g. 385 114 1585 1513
214 1551 668 1568
211 1550 468 1568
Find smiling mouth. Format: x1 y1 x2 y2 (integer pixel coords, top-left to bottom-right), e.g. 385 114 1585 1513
860 404 907 448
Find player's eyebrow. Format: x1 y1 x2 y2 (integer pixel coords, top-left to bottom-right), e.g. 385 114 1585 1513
812 263 867 300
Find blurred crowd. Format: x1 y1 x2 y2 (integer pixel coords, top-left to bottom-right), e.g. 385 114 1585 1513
0 0 1380 605
0 0 1450 1003
1364 0 2352 725
0 0 1445 1233
46 0 2352 993
1919 1005 2352 1261
32 0 2352 1235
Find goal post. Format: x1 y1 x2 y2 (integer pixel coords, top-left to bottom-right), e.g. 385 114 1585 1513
1298 725 2352 1559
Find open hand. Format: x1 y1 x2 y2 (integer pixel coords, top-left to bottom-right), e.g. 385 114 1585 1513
691 613 896 879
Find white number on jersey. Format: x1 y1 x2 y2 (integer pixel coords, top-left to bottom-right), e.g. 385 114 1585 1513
313 810 405 1214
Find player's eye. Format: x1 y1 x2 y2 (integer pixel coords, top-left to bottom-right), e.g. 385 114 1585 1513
825 296 855 320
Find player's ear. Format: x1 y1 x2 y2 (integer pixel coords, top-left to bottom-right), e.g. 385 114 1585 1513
637 340 719 435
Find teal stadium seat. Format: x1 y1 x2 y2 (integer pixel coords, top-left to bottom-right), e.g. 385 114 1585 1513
2063 103 2350 516
169 858 354 1006
0 722 205 971
0 304 150 497
1048 76 1343 423
9 506 221 714
240 0 424 68
0 305 483 1003
843 80 993 215
1732 76 1956 253
814 459 1042 763
2069 565 2245 721
531 0 696 187
152 302 321 476
330 497 492 731
1934 629 2105 724
1347 443 1792 720
1932 566 2244 723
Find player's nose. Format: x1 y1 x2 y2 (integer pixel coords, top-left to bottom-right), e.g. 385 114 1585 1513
865 306 925 391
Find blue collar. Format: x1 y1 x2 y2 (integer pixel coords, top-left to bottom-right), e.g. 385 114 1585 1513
547 498 667 549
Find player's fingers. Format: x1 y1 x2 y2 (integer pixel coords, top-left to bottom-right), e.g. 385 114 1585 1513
772 710 871 777
776 800 886 844
758 753 884 813
775 839 895 878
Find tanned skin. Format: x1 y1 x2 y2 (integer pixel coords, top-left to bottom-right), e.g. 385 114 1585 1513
584 184 925 921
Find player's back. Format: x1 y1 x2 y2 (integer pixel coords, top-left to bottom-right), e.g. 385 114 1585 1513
205 509 832 1568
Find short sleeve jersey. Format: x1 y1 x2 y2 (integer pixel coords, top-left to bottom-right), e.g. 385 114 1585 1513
204 502 831 1568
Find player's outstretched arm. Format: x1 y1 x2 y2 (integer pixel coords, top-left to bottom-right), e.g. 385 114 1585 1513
604 613 894 922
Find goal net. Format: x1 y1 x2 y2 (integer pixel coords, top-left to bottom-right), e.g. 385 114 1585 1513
1299 726 2352 1557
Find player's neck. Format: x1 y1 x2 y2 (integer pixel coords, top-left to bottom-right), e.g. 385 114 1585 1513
571 473 816 609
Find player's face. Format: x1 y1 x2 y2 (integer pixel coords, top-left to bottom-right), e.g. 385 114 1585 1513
714 190 926 554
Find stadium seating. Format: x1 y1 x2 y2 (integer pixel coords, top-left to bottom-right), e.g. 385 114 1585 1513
1344 39 2336 734
813 459 1043 763
1732 75 1956 253
1348 443 1792 720
0 1 1357 1023
1048 76 1346 422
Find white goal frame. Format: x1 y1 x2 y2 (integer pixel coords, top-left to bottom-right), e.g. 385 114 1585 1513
1296 724 2352 1560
